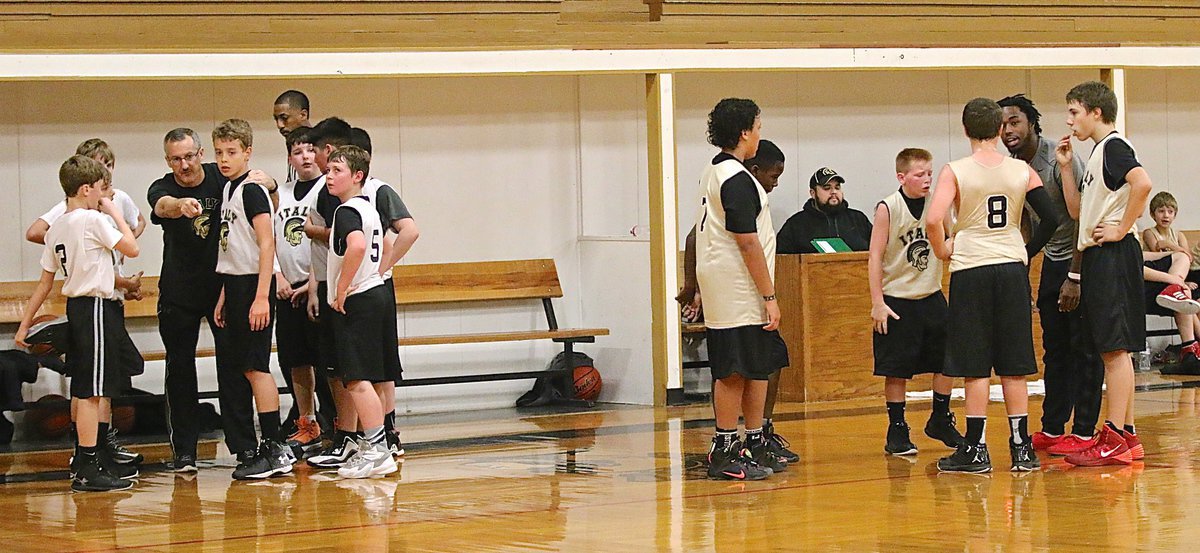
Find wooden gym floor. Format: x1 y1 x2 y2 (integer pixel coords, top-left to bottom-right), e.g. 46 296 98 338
3 381 1200 552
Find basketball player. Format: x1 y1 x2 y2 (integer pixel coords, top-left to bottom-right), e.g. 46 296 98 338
926 98 1061 473
997 93 1104 457
274 128 326 457
15 155 141 492
869 148 963 456
210 119 294 480
1057 81 1152 466
696 98 789 480
677 139 798 464
324 145 398 478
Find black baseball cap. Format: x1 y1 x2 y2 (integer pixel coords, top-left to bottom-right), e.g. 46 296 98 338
810 167 845 189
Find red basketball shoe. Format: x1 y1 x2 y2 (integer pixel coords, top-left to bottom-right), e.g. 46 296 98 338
1121 430 1145 460
1031 431 1064 451
1064 425 1132 467
1046 433 1099 456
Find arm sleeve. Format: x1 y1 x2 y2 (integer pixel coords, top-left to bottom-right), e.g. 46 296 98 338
719 173 761 234
1024 186 1063 259
852 210 873 251
39 202 66 226
242 184 272 219
1102 140 1142 192
331 207 364 257
316 189 337 228
147 179 168 225
374 185 413 229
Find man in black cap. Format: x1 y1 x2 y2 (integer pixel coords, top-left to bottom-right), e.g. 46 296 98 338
777 167 873 254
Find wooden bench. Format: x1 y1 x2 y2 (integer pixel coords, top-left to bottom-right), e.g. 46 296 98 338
1 258 608 401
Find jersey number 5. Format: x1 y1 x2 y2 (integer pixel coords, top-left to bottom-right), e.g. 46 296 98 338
986 196 1008 229
55 244 68 277
370 229 381 263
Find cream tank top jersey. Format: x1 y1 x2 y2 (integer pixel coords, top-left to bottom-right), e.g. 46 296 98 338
216 179 273 276
879 190 942 299
1078 133 1136 251
947 156 1030 272
274 178 322 284
695 157 776 329
326 196 385 304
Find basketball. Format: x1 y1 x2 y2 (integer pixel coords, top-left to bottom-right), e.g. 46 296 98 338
27 314 60 356
573 365 602 401
25 394 71 440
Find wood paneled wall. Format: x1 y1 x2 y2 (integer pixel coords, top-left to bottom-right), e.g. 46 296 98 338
1 0 1199 52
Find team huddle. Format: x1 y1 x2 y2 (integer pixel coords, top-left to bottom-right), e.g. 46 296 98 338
694 80 1161 479
14 90 419 492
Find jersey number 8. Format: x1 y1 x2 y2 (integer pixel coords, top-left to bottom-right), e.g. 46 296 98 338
986 195 1008 229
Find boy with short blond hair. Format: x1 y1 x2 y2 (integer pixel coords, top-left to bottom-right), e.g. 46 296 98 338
212 118 294 479
325 145 398 478
16 155 141 492
869 148 963 456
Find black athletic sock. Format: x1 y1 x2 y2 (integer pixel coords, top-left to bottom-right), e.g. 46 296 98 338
1184 340 1197 349
383 411 396 433
763 418 774 435
713 428 738 452
932 392 952 415
259 411 282 443
1105 420 1123 435
70 422 78 446
98 422 110 439
79 444 99 458
966 416 986 445
886 402 906 425
745 427 765 447
1008 414 1029 445
1123 424 1136 435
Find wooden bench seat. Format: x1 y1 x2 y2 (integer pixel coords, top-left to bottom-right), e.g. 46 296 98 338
2 258 607 402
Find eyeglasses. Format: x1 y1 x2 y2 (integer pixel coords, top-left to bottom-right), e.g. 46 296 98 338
166 151 200 166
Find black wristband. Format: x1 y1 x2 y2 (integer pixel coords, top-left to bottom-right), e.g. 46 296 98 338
762 294 776 302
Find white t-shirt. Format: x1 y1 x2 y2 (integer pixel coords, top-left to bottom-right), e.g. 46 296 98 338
41 209 123 299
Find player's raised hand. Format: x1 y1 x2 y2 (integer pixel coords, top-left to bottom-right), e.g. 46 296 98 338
98 197 120 217
871 301 900 335
1055 135 1074 166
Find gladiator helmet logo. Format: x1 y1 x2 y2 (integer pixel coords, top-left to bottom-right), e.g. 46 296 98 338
219 220 230 252
193 212 211 239
284 217 306 247
906 239 931 271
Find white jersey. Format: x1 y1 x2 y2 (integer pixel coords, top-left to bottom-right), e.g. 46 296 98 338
309 175 331 282
327 196 385 303
1079 133 1137 251
274 178 322 284
41 188 139 278
880 190 942 299
695 155 776 329
217 177 273 276
40 209 123 299
363 177 397 280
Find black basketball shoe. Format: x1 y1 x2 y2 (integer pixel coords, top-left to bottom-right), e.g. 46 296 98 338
71 454 133 492
763 420 800 464
707 440 771 481
106 427 143 465
1009 440 1040 472
937 442 992 474
884 422 918 456
748 436 787 473
925 410 964 448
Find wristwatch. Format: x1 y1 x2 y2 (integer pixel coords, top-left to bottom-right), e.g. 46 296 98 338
762 294 776 302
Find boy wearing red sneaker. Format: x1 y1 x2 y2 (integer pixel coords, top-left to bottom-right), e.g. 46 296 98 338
1058 81 1152 466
